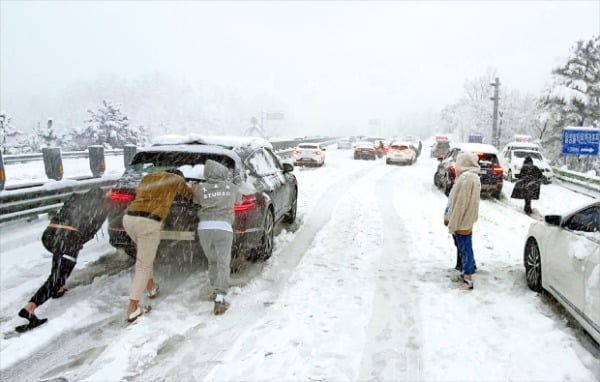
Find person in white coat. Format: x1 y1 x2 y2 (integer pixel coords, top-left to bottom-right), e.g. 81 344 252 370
444 151 481 290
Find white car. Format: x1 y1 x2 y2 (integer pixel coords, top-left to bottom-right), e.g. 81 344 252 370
386 142 416 165
523 201 600 344
292 142 326 166
499 149 554 183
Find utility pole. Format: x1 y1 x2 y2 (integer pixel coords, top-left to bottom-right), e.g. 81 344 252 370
490 77 500 148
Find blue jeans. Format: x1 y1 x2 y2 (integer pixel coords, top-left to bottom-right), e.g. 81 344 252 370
455 233 475 276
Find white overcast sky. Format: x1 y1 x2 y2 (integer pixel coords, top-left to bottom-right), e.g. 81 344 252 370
1 0 599 131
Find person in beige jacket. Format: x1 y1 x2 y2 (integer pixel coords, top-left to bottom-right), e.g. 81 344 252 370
123 169 193 322
444 151 481 290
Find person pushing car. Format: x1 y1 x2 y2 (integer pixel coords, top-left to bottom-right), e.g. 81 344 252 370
16 187 109 332
193 159 242 315
122 168 193 323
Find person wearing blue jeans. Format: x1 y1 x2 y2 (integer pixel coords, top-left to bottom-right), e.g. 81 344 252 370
444 152 481 290
454 233 476 276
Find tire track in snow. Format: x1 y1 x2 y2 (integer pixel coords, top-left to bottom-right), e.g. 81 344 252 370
358 166 424 381
125 161 380 381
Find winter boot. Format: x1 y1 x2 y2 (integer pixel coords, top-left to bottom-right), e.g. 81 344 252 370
213 294 230 315
16 308 48 332
458 279 474 291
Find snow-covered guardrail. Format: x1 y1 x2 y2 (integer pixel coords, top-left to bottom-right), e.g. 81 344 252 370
3 149 125 164
552 167 600 193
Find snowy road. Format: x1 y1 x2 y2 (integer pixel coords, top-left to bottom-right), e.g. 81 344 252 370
1 145 599 381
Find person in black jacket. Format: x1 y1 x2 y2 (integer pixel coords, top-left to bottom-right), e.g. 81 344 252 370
16 187 110 332
511 156 543 214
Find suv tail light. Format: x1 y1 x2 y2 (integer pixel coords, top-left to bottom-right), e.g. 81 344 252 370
293 150 301 155
313 150 321 155
108 190 135 203
449 164 456 173
492 165 503 175
234 194 257 212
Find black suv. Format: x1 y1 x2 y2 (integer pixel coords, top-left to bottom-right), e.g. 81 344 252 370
107 136 298 262
433 143 503 198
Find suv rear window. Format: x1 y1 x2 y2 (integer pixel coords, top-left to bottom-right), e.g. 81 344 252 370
391 145 408 150
298 144 318 149
513 151 543 160
477 153 499 167
437 142 450 149
131 151 236 176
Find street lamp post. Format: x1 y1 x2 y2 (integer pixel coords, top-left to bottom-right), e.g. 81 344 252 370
490 77 501 148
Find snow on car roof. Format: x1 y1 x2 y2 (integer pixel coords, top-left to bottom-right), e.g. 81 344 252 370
152 134 273 149
391 141 412 147
454 142 498 154
505 141 540 149
356 141 375 148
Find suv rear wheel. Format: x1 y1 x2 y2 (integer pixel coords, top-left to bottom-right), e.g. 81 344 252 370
283 189 297 224
258 209 275 261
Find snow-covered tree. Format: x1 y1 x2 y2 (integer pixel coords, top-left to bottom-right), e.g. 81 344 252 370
34 119 64 148
538 35 600 172
542 35 600 128
0 111 22 154
440 69 498 143
70 100 147 149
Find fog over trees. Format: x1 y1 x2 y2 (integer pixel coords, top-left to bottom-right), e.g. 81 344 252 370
1 36 598 173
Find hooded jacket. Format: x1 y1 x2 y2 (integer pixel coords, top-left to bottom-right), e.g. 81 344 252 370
447 152 481 234
43 187 110 254
194 160 242 225
126 171 193 221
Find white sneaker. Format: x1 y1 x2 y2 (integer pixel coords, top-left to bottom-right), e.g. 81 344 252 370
127 305 151 323
146 284 159 299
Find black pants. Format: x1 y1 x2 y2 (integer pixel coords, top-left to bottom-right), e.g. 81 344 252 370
29 253 77 306
30 228 84 306
524 198 532 214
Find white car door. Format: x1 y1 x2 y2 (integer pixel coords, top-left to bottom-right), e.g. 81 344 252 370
577 206 600 333
548 206 599 321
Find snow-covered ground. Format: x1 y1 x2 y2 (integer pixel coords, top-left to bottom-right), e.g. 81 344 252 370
0 144 599 381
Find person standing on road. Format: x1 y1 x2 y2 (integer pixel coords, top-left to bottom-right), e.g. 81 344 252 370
16 187 109 332
510 156 543 215
123 168 193 323
444 151 481 291
193 159 242 315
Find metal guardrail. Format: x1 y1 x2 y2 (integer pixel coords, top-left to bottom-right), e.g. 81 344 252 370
3 149 124 164
0 138 338 224
0 177 119 223
551 167 600 193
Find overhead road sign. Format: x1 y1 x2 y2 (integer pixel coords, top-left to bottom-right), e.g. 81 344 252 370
265 112 284 120
561 127 600 156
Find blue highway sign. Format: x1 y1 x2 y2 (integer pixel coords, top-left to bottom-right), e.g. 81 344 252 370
562 128 600 156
